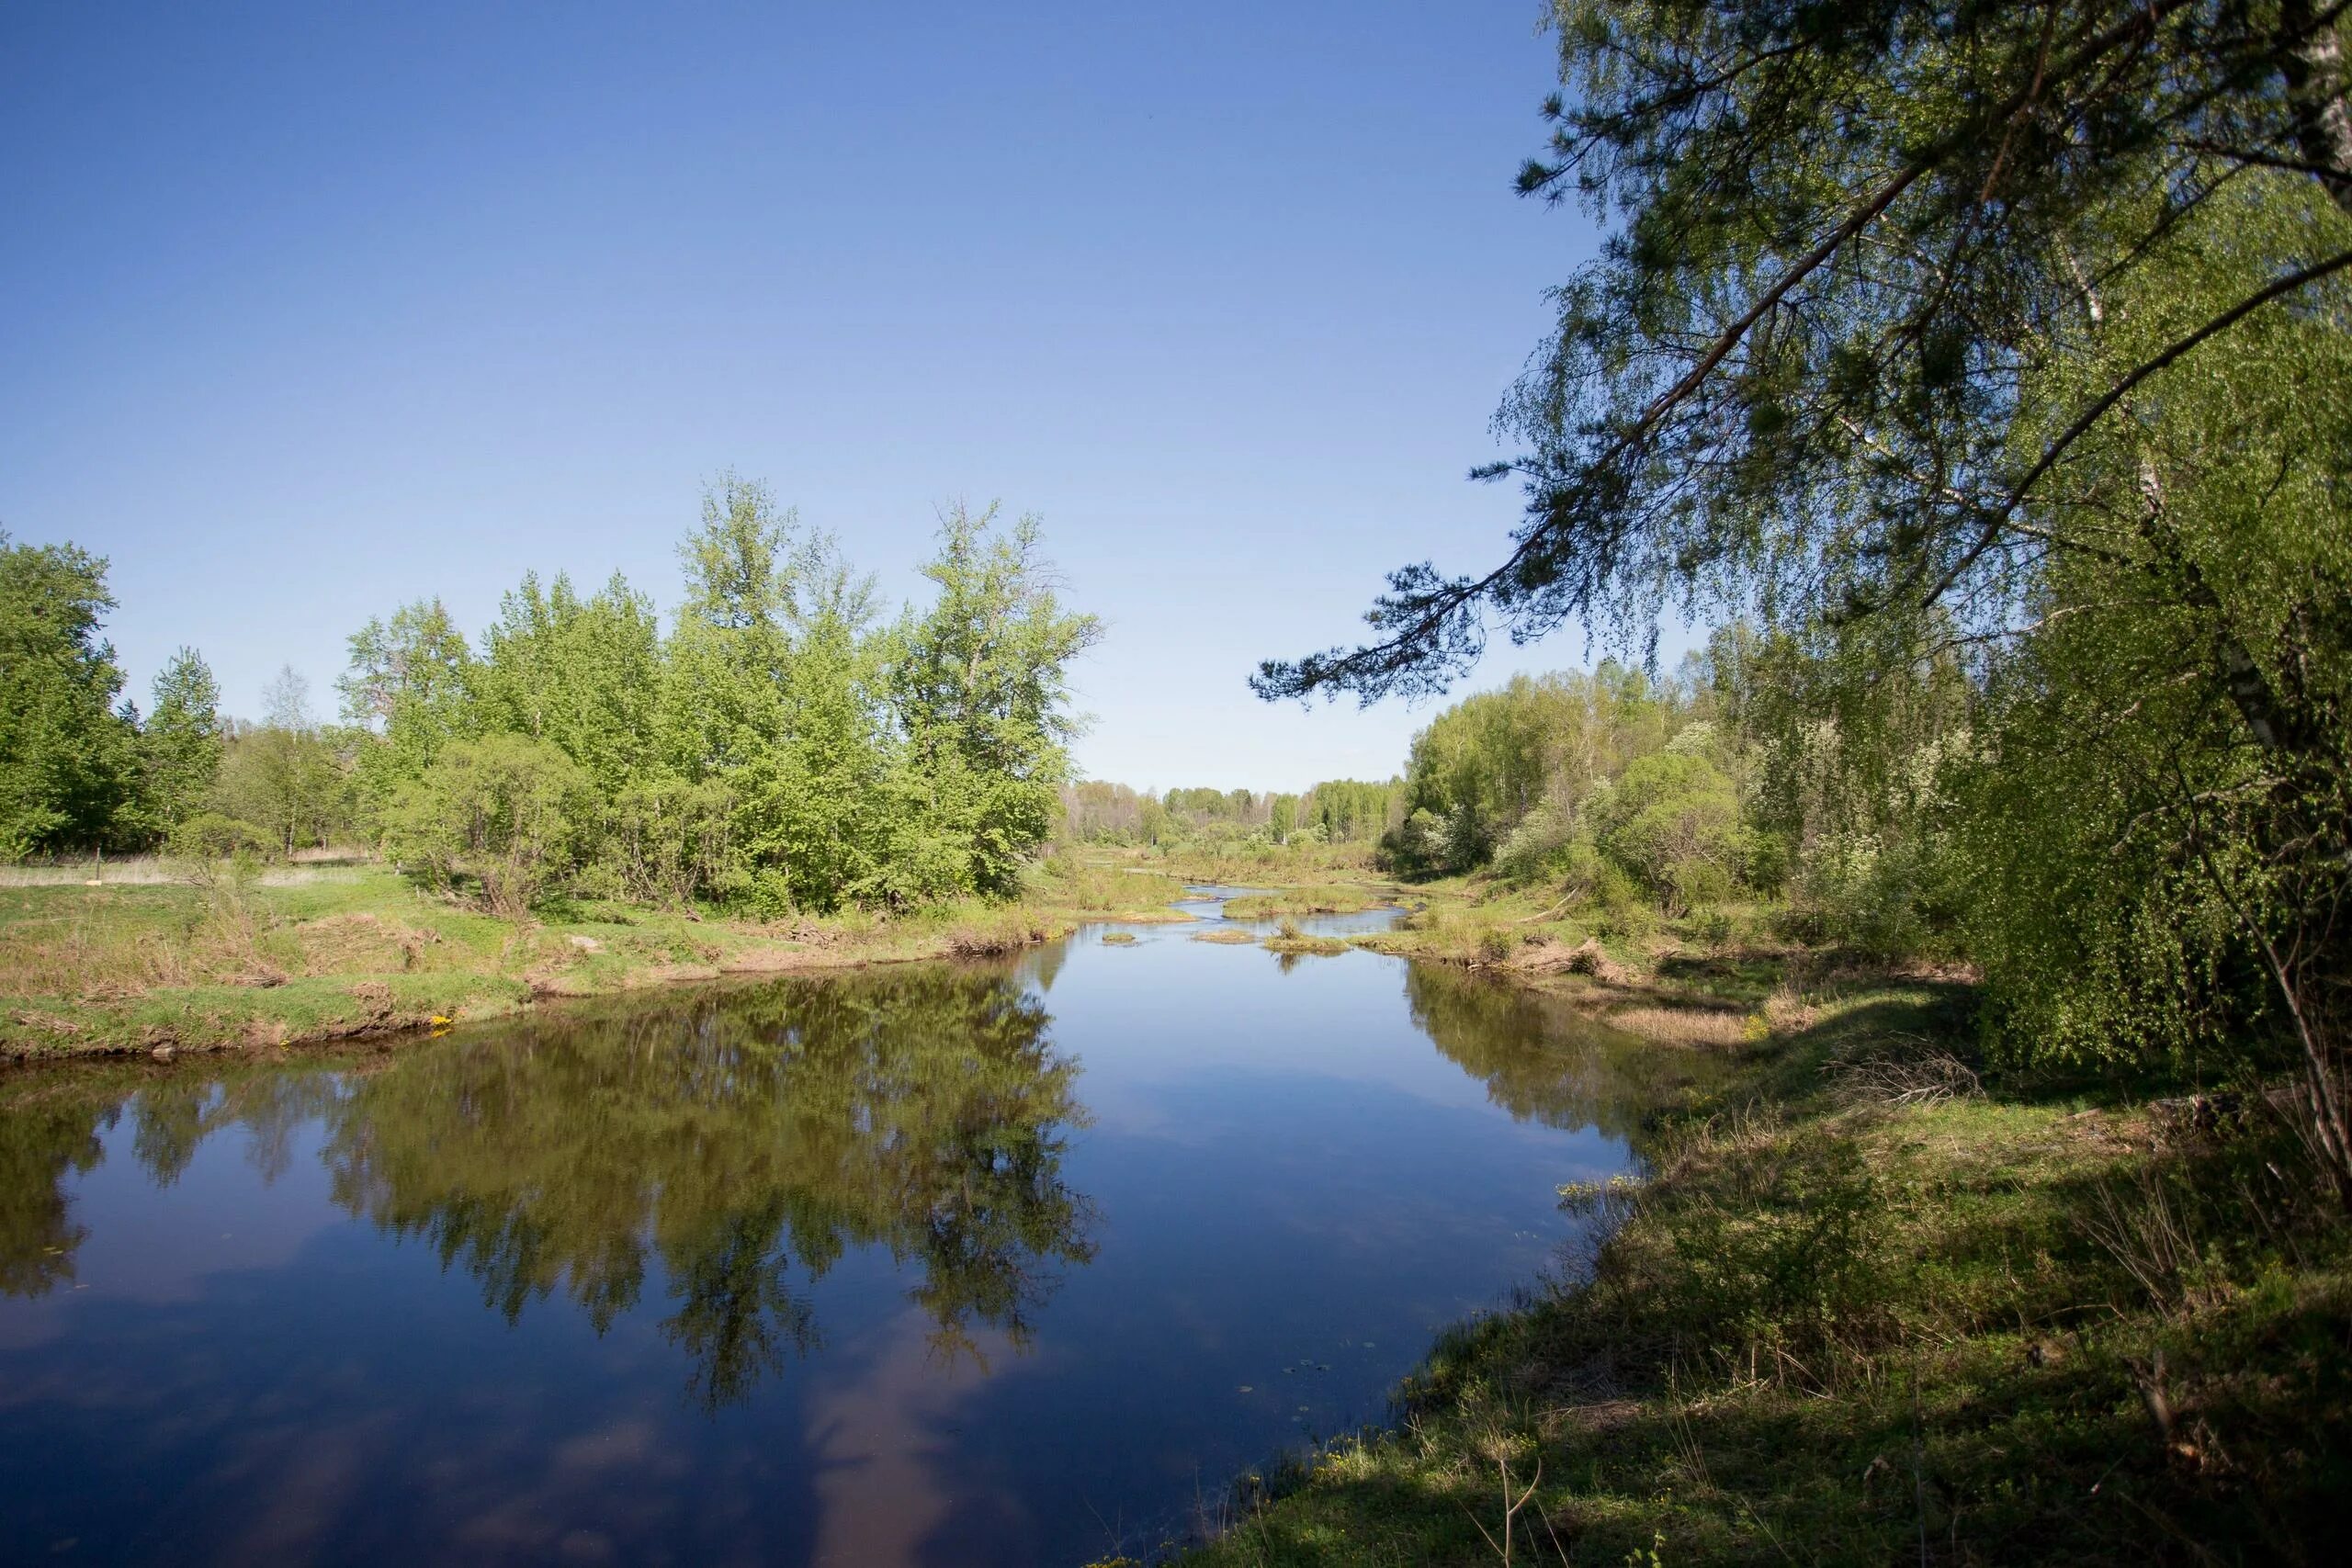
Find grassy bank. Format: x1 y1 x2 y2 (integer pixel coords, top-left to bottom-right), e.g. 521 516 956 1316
1177 970 2351 1566
0 855 1193 1059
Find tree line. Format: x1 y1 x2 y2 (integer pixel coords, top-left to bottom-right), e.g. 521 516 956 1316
0 479 1100 915
1058 776 1400 850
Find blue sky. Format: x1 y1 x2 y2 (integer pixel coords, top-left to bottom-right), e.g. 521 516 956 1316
2 0 1683 792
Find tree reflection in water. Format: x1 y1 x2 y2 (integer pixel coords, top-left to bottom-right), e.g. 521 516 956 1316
0 963 1095 1410
1404 964 1727 1139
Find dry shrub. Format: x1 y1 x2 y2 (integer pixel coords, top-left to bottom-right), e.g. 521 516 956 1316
2079 1162 2227 1320
1517 936 1634 984
944 916 1049 957
1825 1032 1983 1107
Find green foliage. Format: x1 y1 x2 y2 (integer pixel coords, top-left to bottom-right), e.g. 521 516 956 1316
1060 777 1400 856
477 570 662 799
0 530 136 856
1944 185 2352 1077
339 597 477 819
386 734 594 917
602 774 738 909
136 647 224 840
1261 1 2352 707
1250 1 2352 1155
322 484 1099 917
1588 750 1747 916
210 669 356 856
891 503 1103 897
1391 666 1688 877
1374 662 1781 929
1301 777 1396 843
167 811 269 863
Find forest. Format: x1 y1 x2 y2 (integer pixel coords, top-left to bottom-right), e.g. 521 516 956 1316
1 477 1098 915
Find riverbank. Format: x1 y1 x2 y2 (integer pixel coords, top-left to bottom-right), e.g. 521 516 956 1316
0 856 1195 1060
1173 954 2351 1566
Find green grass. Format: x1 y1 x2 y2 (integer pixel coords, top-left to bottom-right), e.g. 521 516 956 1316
1182 981 2352 1566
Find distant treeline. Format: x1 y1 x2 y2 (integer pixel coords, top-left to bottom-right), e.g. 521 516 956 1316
0 479 1098 914
1058 777 1400 849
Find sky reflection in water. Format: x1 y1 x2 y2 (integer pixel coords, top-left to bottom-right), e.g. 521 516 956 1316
0 899 1715 1566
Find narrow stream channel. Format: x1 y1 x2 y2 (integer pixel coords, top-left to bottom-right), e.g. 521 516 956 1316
0 891 1713 1566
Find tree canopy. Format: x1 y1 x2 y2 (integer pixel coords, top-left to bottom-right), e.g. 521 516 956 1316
1257 1 2352 705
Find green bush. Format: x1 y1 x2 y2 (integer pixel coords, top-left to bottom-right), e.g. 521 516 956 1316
386 735 593 917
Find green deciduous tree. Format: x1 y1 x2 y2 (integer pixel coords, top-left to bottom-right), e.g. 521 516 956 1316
212 668 355 856
477 570 662 801
330 486 1098 916
894 505 1103 897
660 474 798 780
136 647 225 840
0 531 136 857
339 597 478 822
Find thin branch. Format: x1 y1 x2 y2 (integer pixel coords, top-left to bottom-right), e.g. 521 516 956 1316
1920 243 2352 609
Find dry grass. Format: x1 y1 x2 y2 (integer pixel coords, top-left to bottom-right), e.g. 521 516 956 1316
0 850 374 887
292 912 440 976
1190 928 1260 945
1606 1004 1753 1047
1761 983 1823 1033
0 895 264 997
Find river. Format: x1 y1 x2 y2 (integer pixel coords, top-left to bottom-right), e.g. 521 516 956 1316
0 890 1710 1566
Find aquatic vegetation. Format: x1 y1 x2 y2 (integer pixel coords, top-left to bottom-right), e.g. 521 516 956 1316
1261 922 1350 958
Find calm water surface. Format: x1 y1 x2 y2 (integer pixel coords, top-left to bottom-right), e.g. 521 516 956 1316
0 893 1706 1566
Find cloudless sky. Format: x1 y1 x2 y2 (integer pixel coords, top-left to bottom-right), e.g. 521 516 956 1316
2 0 1687 792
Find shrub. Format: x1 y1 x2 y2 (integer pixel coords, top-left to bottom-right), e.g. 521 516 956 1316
386 735 592 918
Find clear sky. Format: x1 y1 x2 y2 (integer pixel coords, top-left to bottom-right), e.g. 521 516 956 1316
2 0 1681 793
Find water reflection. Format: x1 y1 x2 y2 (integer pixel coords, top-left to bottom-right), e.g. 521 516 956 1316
0 1082 106 1294
1405 964 1722 1135
2 964 1094 1409
0 932 1728 1568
